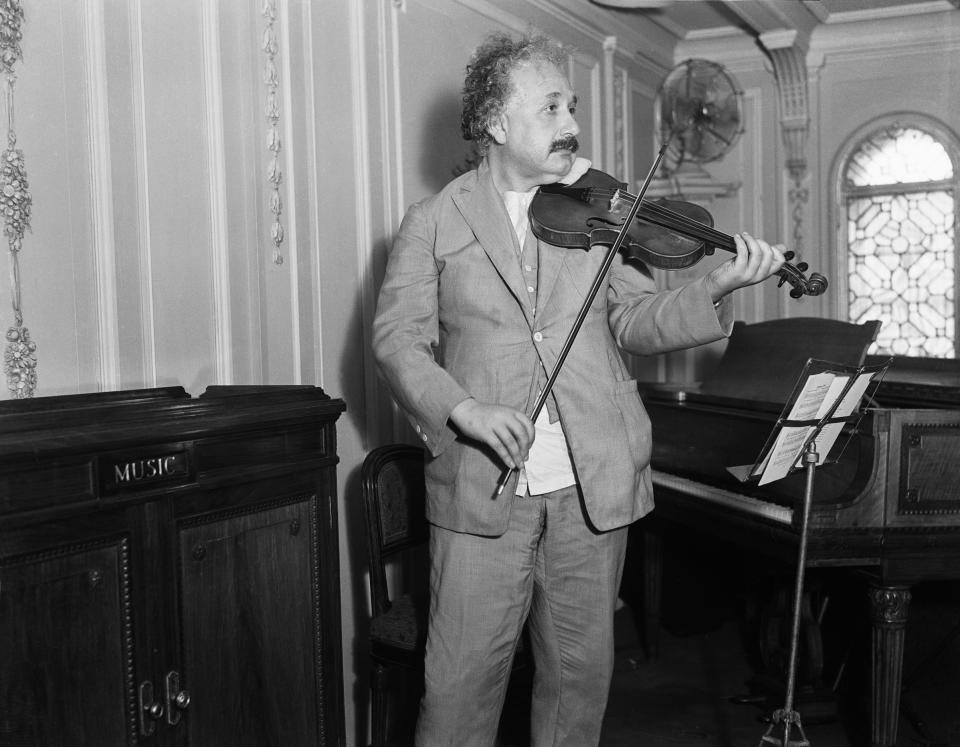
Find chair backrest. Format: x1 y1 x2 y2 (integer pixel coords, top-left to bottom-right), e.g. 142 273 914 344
360 444 429 618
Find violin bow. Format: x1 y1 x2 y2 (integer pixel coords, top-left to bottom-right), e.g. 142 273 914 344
494 138 674 496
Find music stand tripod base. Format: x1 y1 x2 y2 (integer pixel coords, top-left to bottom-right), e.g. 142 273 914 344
758 442 819 747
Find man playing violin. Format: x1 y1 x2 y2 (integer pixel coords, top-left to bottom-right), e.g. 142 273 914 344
372 32 785 747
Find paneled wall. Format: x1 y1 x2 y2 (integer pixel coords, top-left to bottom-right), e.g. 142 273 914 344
2 0 957 744
0 1 670 743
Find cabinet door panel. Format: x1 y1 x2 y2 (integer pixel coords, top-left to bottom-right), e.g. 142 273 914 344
178 497 320 747
0 540 134 745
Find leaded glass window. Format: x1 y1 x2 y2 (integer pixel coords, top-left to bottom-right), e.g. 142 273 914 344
843 124 957 357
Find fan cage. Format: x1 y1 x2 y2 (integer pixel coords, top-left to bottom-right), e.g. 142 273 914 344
655 58 745 171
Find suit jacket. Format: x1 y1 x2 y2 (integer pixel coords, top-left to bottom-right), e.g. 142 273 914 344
372 160 732 535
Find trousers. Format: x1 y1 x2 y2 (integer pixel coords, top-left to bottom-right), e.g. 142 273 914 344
414 483 629 747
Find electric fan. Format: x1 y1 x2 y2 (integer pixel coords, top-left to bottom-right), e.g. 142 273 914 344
656 58 744 170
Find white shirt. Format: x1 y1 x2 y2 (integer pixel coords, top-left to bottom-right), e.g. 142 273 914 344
502 156 592 496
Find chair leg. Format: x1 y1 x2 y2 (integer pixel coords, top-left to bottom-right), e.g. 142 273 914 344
371 661 389 747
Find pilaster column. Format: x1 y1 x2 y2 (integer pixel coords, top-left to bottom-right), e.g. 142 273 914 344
759 30 810 253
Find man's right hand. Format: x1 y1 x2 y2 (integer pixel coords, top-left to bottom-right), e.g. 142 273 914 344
449 398 535 470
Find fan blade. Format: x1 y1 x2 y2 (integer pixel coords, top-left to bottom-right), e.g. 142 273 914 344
703 123 735 148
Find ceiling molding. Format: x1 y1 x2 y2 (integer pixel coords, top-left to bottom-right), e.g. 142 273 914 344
810 6 960 63
528 0 674 75
820 0 957 24
720 0 820 42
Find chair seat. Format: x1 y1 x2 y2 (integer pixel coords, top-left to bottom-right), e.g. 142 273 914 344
370 593 428 652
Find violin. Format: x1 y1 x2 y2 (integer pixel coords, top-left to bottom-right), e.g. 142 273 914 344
494 165 826 496
530 169 827 299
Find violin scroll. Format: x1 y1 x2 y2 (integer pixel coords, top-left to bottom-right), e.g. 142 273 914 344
777 251 828 299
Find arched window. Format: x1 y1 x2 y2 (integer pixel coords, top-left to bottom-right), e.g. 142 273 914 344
837 116 959 357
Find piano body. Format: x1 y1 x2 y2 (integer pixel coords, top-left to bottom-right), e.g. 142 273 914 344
639 317 960 747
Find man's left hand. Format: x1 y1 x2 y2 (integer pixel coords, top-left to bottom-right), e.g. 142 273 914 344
703 232 786 303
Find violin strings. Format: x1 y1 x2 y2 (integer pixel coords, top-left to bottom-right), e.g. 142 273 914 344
584 186 735 251
623 190 735 250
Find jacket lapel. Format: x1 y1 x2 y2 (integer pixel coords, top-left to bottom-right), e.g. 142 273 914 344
452 163 529 310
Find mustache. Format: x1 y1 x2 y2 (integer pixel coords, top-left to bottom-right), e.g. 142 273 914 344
550 135 579 153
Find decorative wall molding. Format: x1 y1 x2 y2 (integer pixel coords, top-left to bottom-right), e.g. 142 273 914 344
646 163 741 202
1 0 36 398
351 0 379 441
301 0 325 387
759 30 809 255
276 0 302 383
130 0 158 385
201 0 232 384
576 52 603 168
83 0 121 392
261 0 303 383
527 0 673 73
602 36 616 175
263 0 286 268
809 7 960 65
453 0 530 35
384 1 406 232
675 34 770 73
734 88 769 322
613 66 627 182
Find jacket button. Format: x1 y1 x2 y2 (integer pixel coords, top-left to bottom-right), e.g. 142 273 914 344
533 332 543 342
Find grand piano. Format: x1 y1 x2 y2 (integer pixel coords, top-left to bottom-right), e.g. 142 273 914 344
638 317 960 747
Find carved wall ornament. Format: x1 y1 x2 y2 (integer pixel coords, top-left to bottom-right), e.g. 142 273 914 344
0 0 35 398
759 32 811 255
262 0 284 266
614 67 625 182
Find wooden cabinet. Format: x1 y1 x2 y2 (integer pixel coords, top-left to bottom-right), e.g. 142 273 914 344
0 385 346 746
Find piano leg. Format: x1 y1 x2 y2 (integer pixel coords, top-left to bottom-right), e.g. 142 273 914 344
866 583 911 747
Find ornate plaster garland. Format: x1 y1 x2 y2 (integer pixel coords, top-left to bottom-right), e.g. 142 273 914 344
262 0 284 266
0 0 35 398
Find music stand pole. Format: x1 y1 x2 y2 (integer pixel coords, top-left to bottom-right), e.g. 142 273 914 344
760 439 819 747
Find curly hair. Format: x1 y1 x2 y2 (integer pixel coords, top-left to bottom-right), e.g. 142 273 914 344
460 33 567 154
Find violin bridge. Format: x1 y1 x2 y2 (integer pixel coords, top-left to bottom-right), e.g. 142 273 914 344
608 189 628 217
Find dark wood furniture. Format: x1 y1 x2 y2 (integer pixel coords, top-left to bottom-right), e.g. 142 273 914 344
360 444 430 747
0 385 346 746
638 319 960 747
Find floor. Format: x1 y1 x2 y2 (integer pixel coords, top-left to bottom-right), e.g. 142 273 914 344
382 553 960 747
494 584 960 747
498 532 960 747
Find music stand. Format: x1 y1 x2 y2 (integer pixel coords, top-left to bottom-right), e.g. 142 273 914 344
726 357 891 747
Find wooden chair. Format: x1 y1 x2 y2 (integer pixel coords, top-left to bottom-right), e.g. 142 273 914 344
360 444 430 747
361 443 533 746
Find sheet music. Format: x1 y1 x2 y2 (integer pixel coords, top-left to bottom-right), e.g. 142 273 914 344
754 369 878 485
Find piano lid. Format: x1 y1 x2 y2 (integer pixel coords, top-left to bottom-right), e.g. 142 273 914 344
697 317 882 406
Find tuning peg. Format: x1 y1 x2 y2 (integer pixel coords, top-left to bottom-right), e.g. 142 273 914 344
784 250 795 261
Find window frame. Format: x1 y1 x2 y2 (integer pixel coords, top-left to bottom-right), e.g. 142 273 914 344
830 112 960 357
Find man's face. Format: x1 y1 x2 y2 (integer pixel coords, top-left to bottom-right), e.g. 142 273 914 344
489 60 580 186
